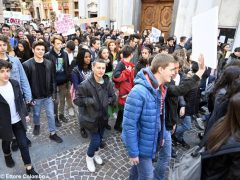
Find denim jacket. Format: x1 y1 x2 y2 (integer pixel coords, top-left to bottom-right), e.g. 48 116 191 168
7 55 32 102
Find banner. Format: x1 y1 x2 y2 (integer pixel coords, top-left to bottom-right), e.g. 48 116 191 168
55 14 75 36
192 7 218 69
79 16 108 24
120 25 134 36
3 11 32 25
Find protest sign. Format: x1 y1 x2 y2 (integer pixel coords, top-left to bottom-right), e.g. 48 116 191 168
192 7 218 69
55 14 75 36
79 17 108 24
3 11 23 25
150 27 161 42
120 25 134 36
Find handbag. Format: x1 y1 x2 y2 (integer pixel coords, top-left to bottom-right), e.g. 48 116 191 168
168 146 202 180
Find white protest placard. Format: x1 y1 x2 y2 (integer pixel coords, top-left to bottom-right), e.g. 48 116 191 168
3 11 23 25
120 25 134 36
192 7 218 69
150 27 161 42
219 35 226 43
55 14 75 36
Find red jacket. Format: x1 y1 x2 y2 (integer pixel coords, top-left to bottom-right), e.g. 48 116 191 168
112 59 135 105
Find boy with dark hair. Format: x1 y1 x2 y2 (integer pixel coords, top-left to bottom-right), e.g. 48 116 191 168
0 60 39 178
175 36 187 50
23 41 63 143
112 45 135 132
0 34 33 153
89 37 100 61
128 34 140 65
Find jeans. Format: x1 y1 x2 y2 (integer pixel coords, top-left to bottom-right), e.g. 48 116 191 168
154 131 172 180
2 121 31 165
87 129 105 157
33 97 56 133
129 157 153 180
55 83 74 117
175 115 192 141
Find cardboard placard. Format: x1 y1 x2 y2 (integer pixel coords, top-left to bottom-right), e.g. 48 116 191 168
192 7 218 69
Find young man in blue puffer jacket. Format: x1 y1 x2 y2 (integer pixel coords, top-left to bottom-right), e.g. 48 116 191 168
122 54 176 180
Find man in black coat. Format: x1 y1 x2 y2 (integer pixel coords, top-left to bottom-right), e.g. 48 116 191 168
74 58 116 173
0 60 39 178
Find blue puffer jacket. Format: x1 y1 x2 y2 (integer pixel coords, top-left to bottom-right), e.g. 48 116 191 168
122 68 164 158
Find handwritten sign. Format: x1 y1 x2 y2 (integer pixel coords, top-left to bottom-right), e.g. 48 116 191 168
55 14 75 36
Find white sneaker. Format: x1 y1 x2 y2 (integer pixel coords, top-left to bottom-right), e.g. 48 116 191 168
86 155 95 172
68 107 75 116
196 118 205 130
94 152 103 165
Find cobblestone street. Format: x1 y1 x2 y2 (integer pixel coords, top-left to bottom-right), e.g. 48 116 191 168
0 108 204 180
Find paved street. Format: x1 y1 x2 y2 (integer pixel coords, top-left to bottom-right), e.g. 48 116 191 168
0 108 204 180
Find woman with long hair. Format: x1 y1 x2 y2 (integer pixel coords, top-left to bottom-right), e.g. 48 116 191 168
205 66 240 134
201 91 240 179
107 40 119 69
98 46 113 73
14 40 33 63
71 48 92 138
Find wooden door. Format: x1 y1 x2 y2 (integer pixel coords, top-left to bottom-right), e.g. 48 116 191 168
141 0 174 38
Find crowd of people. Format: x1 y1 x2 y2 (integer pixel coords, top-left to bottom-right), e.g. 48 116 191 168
0 21 240 180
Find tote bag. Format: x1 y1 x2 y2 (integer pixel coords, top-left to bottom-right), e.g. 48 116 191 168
168 146 201 180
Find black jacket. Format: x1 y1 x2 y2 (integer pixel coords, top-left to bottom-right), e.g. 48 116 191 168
0 79 27 141
23 58 56 99
165 74 200 130
201 137 240 180
44 48 70 85
74 74 116 132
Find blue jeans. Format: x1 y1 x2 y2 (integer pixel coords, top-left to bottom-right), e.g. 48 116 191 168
33 97 56 133
175 115 192 141
87 129 104 157
154 131 172 180
129 157 153 180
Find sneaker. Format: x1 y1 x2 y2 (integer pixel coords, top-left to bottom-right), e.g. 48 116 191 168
196 118 205 130
55 118 62 127
106 124 111 130
171 135 179 146
86 155 96 172
180 139 191 149
94 152 103 165
171 148 177 158
49 133 63 143
26 167 40 180
100 141 106 149
4 154 15 168
11 139 18 151
80 128 88 138
59 114 68 123
198 132 204 140
33 125 40 136
68 107 75 116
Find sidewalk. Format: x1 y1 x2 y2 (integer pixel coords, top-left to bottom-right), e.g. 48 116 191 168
0 109 204 180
